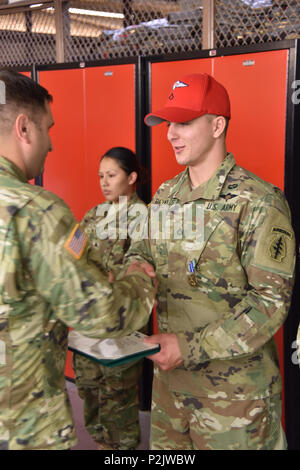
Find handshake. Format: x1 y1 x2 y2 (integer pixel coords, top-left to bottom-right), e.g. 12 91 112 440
107 260 156 286
126 260 157 282
109 260 183 372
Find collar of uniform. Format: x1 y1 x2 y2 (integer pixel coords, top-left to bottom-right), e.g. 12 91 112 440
128 191 140 205
105 191 140 207
172 153 236 203
0 155 28 183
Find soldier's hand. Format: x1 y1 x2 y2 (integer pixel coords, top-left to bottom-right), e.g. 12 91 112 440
126 260 156 278
144 333 183 371
126 261 158 302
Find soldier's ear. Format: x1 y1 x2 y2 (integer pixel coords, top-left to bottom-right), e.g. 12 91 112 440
15 114 31 143
213 116 226 138
128 171 138 186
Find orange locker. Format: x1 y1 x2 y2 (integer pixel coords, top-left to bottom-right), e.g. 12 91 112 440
84 64 136 210
38 64 137 220
37 62 137 380
213 50 287 189
38 68 86 221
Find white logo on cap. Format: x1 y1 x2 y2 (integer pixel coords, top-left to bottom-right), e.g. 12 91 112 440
172 80 188 90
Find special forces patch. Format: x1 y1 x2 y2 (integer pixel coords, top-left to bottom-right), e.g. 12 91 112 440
252 208 295 278
269 227 293 262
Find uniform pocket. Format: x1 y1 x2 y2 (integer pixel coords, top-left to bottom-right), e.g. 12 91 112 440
195 216 237 285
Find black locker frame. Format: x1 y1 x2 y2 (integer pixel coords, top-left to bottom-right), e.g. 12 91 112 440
141 39 300 449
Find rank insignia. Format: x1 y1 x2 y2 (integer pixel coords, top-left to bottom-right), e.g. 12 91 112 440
220 193 237 201
269 227 292 263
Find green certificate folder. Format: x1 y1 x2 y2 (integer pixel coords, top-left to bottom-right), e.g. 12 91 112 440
68 330 160 367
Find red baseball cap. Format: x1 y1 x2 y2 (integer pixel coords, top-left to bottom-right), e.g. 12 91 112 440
144 73 231 126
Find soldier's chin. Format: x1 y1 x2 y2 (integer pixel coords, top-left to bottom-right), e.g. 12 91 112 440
175 154 187 166
28 166 44 181
105 194 117 202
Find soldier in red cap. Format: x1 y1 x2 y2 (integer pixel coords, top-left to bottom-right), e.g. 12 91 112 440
126 73 295 450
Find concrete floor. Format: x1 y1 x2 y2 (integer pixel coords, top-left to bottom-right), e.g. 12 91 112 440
66 380 151 450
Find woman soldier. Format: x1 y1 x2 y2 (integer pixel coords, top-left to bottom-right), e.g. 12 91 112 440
73 147 148 450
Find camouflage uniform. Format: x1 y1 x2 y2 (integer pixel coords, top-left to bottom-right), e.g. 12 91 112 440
126 153 295 450
74 193 146 450
0 157 155 450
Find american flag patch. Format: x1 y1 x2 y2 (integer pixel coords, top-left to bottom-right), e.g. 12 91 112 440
64 224 88 259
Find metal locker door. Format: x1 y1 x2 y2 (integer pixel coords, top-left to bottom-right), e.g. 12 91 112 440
84 64 136 211
38 68 86 221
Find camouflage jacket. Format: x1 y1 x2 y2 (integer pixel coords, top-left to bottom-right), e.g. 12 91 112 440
126 153 295 401
0 157 155 450
81 192 146 278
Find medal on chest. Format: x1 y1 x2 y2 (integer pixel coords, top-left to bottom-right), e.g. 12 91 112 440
187 259 198 287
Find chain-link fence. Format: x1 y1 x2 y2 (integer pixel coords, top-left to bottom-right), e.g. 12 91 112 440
62 0 203 62
0 0 299 67
0 7 56 66
216 0 300 48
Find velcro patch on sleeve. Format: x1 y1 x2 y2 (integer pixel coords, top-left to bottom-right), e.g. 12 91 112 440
252 207 295 277
64 223 88 259
269 227 293 263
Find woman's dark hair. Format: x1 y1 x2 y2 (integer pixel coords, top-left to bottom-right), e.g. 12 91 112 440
101 146 148 184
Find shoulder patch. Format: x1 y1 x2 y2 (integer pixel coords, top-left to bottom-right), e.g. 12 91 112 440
269 227 293 263
64 224 88 259
252 208 295 277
